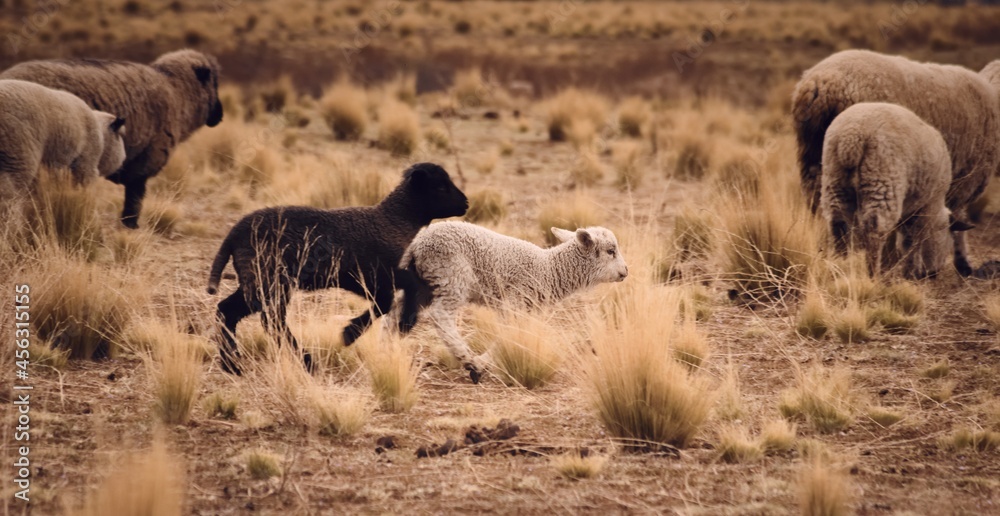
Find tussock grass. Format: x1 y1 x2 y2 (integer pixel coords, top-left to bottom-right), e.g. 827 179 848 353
30 258 137 360
257 75 296 113
238 145 279 190
672 209 713 261
106 229 149 265
867 407 903 428
27 340 69 370
927 380 956 403
672 137 711 181
713 157 760 197
832 303 871 344
716 425 763 463
552 452 607 480
488 313 563 390
425 125 451 150
465 189 507 223
588 285 713 449
246 450 282 480
203 392 239 420
883 282 924 316
538 191 604 245
921 359 950 379
28 170 104 260
617 96 648 138
715 360 744 421
672 315 709 371
378 100 420 156
546 88 609 142
678 284 712 322
319 80 368 140
474 148 501 175
569 151 605 187
760 419 797 454
799 458 850 516
266 154 387 209
357 330 419 413
74 442 184 516
312 386 371 437
983 293 1000 332
142 196 184 235
796 289 829 340
612 141 644 190
780 366 857 434
867 305 919 335
940 428 1000 453
718 167 820 302
148 331 204 425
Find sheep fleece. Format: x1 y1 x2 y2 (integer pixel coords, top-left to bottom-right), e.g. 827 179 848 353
821 102 952 276
0 79 124 194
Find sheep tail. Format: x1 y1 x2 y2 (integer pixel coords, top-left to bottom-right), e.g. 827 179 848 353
207 232 235 295
792 77 842 212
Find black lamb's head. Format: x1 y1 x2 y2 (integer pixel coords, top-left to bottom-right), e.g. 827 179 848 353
403 162 468 219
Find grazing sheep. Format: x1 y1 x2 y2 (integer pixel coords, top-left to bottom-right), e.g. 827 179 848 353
0 79 126 200
394 222 629 383
1 49 223 228
206 163 468 375
821 103 953 279
792 50 1000 276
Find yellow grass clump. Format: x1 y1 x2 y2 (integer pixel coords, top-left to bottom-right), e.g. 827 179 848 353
940 428 1000 453
311 385 372 437
796 289 829 340
715 359 744 421
921 359 951 379
832 303 871 344
545 88 609 142
203 391 239 420
617 96 649 138
73 442 184 516
588 285 713 450
716 425 763 463
357 330 420 413
265 154 388 209
149 334 204 425
246 449 282 480
141 196 184 235
465 189 507 223
569 150 605 187
487 313 563 390
799 458 851 516
552 451 607 480
538 191 604 245
319 79 369 140
28 169 104 260
983 293 1000 332
760 419 797 454
780 366 858 434
867 407 903 428
672 315 710 370
378 100 421 156
612 140 644 190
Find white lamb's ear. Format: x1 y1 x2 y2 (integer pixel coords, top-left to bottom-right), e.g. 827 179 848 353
550 227 576 243
575 228 595 248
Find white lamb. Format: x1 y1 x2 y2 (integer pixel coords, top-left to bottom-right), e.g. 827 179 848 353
821 102 953 279
393 222 629 383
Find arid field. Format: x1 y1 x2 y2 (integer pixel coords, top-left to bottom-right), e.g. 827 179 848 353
2 1 1000 515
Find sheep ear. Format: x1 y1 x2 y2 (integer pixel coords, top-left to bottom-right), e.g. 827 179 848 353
193 65 212 85
550 227 575 243
110 117 126 133
575 229 595 248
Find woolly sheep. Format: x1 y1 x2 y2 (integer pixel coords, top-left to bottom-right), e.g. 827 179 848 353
1 49 224 228
821 103 953 279
393 222 629 383
0 79 125 201
792 49 1000 276
206 163 468 375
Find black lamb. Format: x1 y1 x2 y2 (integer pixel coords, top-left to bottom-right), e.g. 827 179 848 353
206 162 468 375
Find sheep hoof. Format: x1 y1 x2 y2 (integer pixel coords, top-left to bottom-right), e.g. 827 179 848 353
303 352 315 374
219 352 243 376
121 217 139 230
464 363 482 384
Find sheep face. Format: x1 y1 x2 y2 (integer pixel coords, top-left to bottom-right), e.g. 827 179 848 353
980 60 1000 91
153 50 224 127
95 111 127 177
403 162 469 219
551 226 629 283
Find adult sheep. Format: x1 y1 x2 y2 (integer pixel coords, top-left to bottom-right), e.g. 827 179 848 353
0 49 224 228
0 79 126 200
392 222 629 383
792 49 1000 276
821 103 953 279
207 163 468 376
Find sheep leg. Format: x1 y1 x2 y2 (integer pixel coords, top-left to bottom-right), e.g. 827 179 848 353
217 291 254 375
952 230 973 277
424 300 483 384
830 219 850 256
342 284 394 346
121 175 148 229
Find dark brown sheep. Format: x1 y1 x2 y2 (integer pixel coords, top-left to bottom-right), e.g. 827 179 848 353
206 163 468 375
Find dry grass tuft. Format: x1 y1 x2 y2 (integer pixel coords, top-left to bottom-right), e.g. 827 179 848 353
74 442 184 516
866 305 919 335
142 196 184 235
106 229 149 265
715 360 744 421
617 96 649 138
883 282 924 316
569 150 605 187
716 425 762 463
246 450 282 480
28 170 104 260
612 141 644 190
30 258 137 360
940 428 1000 453
378 100 420 156
832 303 871 344
466 189 507 223
204 392 239 420
148 330 204 425
545 88 609 142
552 451 607 480
799 458 851 516
487 313 563 390
780 366 857 434
672 209 713 261
672 137 712 181
538 191 604 245
357 331 419 413
921 359 951 379
796 289 829 340
760 419 797 454
311 386 371 437
982 293 1000 332
588 285 713 449
867 407 903 428
319 80 368 140
672 315 710 371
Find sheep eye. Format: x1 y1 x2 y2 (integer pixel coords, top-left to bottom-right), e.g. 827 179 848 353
606 248 615 256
